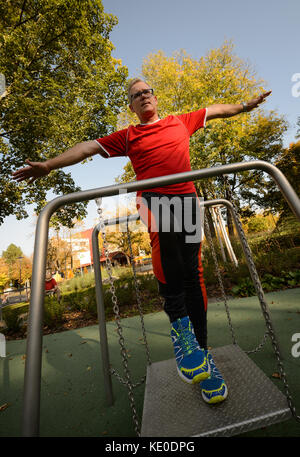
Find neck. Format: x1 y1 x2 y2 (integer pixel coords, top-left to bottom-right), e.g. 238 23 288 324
138 112 159 125
140 118 160 125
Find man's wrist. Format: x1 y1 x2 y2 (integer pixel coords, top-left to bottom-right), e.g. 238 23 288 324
44 160 54 173
241 102 248 112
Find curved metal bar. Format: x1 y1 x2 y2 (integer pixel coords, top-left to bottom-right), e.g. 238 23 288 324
21 161 300 436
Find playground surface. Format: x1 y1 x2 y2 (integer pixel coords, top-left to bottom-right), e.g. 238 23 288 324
0 288 299 438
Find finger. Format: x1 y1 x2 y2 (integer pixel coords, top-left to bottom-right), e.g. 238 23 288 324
262 91 272 99
13 175 28 182
12 167 31 178
12 167 30 177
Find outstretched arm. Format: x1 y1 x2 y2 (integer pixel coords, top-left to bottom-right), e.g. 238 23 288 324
206 91 272 121
12 140 103 183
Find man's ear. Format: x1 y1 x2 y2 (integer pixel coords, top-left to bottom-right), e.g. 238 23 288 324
129 104 135 113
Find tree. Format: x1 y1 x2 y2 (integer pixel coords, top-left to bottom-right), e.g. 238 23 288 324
47 234 72 272
261 140 300 222
0 258 10 290
46 217 89 271
1 243 32 286
2 243 23 265
0 0 128 227
10 255 32 286
117 43 288 233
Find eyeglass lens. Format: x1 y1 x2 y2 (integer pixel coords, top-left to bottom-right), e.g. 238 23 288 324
132 89 153 101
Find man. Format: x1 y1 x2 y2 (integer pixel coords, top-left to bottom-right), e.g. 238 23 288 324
45 269 61 301
13 79 271 404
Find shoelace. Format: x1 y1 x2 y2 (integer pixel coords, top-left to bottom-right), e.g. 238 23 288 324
178 324 199 355
208 355 223 380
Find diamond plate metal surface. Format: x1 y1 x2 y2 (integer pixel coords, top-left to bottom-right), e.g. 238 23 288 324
141 344 291 437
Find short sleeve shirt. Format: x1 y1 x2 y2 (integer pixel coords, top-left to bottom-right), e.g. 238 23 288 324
45 278 57 291
95 108 207 195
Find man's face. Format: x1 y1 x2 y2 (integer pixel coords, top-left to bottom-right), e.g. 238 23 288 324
45 269 52 280
129 81 158 122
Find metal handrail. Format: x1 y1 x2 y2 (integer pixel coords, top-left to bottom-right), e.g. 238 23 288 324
21 161 300 436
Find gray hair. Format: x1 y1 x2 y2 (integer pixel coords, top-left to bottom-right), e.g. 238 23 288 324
127 78 149 103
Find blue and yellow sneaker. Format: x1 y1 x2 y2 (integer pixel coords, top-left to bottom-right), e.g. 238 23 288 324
171 316 210 384
200 350 228 404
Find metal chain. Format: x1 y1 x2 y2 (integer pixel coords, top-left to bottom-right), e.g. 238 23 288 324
126 220 152 366
204 209 269 354
95 198 142 436
222 177 300 423
204 212 237 345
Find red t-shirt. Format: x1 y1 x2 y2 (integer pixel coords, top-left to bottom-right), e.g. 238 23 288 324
95 108 207 195
45 278 57 291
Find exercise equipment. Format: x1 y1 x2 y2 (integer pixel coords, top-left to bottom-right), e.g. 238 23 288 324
94 197 299 436
21 161 300 436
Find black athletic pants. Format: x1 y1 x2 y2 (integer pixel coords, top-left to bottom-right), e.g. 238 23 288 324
137 192 208 349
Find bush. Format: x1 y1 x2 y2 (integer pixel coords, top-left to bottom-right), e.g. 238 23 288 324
247 215 271 233
2 306 23 333
231 270 300 297
60 271 95 294
43 296 65 329
231 277 256 297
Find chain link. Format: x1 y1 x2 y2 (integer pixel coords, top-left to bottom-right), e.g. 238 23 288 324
222 177 300 422
126 220 152 366
204 209 268 354
95 198 143 436
204 214 237 345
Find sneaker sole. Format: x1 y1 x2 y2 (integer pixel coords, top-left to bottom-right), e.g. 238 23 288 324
177 366 211 385
201 384 228 404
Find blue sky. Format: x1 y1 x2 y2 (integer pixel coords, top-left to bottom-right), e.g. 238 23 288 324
1 0 299 257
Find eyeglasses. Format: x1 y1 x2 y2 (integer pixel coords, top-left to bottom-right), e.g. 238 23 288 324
130 88 154 102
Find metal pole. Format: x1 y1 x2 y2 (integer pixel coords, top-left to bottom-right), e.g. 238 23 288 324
210 207 227 263
215 207 238 266
21 161 300 436
91 224 114 406
91 212 140 406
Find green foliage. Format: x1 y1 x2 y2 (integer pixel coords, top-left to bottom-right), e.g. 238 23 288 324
2 306 23 333
43 295 65 328
61 271 161 320
2 243 23 265
0 0 128 226
60 271 96 293
232 271 300 297
247 216 271 233
231 277 256 297
263 141 300 218
203 224 300 298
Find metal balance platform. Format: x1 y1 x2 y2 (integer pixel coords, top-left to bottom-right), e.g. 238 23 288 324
141 344 291 437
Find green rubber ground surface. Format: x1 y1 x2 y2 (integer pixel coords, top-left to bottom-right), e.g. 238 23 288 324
1 288 299 437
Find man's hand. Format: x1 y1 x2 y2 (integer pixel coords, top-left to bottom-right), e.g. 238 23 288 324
12 159 50 184
12 140 102 184
244 91 272 112
206 90 272 121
